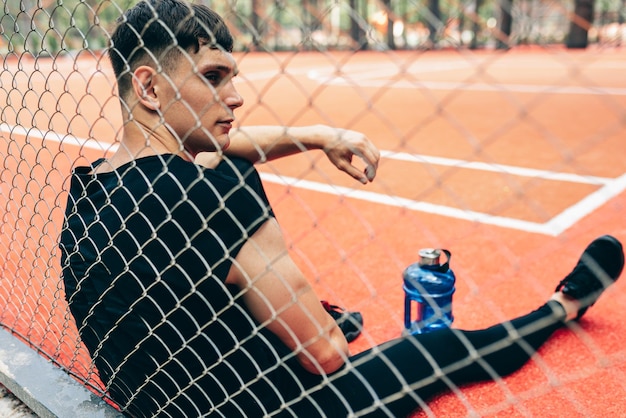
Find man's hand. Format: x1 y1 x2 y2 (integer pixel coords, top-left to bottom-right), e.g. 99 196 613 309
323 128 379 184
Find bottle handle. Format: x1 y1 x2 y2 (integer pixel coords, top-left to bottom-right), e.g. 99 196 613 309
437 249 451 272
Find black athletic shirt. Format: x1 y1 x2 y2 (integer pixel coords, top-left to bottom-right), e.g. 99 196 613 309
60 155 296 417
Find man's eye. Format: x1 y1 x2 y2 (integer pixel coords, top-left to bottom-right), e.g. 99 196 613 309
203 73 221 85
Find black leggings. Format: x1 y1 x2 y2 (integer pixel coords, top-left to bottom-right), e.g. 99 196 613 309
217 158 567 417
278 301 565 417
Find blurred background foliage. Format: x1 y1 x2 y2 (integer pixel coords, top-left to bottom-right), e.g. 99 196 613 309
1 0 625 56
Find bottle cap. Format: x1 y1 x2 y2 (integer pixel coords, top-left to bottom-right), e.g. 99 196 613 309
418 248 441 266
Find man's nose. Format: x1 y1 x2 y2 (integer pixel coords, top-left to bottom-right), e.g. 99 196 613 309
223 81 243 109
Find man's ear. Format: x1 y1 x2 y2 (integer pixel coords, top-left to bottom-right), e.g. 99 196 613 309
131 65 160 110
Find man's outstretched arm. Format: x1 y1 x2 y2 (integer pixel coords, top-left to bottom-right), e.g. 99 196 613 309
196 125 380 184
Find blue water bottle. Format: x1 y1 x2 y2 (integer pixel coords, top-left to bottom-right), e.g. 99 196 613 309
403 248 456 334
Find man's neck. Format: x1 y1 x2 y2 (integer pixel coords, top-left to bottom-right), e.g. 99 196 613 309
92 123 190 174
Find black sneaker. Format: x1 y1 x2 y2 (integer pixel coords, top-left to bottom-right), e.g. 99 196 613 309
555 235 624 319
321 301 363 342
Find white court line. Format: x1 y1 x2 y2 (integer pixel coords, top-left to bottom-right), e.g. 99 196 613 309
390 80 626 96
3 123 624 236
306 68 626 96
241 63 626 96
258 171 626 237
379 151 611 185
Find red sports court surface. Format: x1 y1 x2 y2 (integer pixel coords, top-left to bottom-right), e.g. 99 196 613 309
1 46 626 416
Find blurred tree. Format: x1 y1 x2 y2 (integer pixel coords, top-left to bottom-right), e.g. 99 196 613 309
496 0 513 48
427 0 441 45
381 0 395 49
567 0 594 47
349 0 368 49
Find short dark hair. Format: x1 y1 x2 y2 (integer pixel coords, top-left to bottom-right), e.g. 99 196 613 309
108 0 234 98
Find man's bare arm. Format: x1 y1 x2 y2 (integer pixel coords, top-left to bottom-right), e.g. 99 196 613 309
196 125 380 184
225 218 350 375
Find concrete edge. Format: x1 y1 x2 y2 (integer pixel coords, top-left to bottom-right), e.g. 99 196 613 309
0 327 123 418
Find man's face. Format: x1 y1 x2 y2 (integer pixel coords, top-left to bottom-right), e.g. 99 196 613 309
157 45 243 155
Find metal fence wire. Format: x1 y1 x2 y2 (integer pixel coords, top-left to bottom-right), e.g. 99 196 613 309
1 0 626 416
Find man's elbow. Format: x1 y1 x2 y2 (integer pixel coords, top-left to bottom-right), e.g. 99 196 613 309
298 348 346 375
297 329 349 375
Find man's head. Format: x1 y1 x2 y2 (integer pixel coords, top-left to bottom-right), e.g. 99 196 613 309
108 0 243 156
109 0 233 100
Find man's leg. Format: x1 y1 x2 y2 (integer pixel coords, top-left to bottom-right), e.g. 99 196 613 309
285 235 624 417
282 301 565 418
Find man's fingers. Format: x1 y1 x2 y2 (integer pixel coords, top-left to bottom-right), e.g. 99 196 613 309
354 149 378 182
365 164 376 181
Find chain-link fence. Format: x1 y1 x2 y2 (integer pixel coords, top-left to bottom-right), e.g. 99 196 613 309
2 0 626 416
